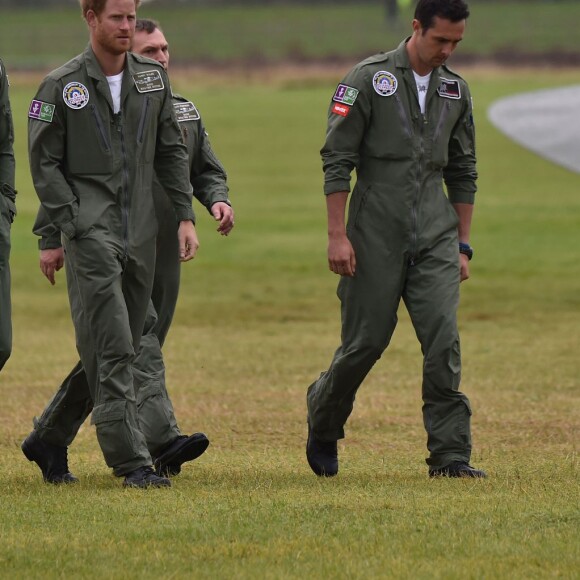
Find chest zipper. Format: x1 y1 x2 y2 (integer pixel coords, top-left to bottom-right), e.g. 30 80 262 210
113 112 130 262
410 113 428 267
394 93 421 266
90 105 111 152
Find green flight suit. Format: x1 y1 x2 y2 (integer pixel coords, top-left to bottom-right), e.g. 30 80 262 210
30 93 228 458
0 58 16 372
28 45 195 476
306 39 478 470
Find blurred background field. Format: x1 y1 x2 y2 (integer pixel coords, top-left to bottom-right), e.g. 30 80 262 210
0 1 579 578
1 1 580 69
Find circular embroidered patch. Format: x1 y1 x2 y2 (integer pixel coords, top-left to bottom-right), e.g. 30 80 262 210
372 71 398 97
63 82 90 110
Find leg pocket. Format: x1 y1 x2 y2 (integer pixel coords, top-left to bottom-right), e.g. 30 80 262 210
91 400 140 469
136 381 179 455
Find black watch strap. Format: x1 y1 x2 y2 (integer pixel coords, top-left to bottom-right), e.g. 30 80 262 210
459 242 473 261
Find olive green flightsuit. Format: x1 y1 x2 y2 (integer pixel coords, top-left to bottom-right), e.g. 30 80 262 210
30 94 229 457
28 46 195 476
307 40 478 469
0 58 16 372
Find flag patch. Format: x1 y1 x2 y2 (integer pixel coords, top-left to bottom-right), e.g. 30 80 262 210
332 102 351 117
333 84 359 106
29 100 55 123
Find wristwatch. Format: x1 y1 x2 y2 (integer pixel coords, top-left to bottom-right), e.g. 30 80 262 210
459 242 473 261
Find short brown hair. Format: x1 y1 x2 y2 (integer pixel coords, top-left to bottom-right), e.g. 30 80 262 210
414 0 470 31
135 18 161 34
79 0 141 19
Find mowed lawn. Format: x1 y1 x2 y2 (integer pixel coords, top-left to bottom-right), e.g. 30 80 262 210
0 67 578 578
3 1 580 67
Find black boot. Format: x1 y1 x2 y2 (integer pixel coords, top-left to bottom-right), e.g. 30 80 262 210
153 433 210 477
306 423 338 477
123 466 171 488
21 431 79 484
429 461 487 478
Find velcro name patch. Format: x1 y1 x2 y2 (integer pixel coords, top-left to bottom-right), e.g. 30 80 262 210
173 101 200 122
133 70 165 93
437 78 461 99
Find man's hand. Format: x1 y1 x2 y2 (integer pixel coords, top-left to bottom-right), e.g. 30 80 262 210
325 191 355 276
178 220 199 262
40 247 64 286
454 202 474 283
459 253 470 282
328 233 356 277
211 202 235 236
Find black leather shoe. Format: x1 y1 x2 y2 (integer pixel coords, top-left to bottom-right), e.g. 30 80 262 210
123 466 171 488
429 461 487 478
154 433 210 477
21 431 79 484
306 423 338 477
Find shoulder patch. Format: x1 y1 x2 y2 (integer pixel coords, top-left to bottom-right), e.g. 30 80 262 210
133 70 164 93
372 71 398 97
173 100 200 122
437 77 461 100
333 84 359 106
29 100 56 123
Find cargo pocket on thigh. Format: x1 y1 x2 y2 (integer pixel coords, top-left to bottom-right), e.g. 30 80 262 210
91 400 138 469
0 191 16 224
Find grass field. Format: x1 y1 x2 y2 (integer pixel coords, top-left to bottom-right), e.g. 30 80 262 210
0 37 579 580
1 2 580 69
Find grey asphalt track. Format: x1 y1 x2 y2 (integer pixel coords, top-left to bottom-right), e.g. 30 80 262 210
487 85 580 174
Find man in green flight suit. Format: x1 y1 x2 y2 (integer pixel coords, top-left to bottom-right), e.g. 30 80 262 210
306 0 486 478
26 0 199 488
0 57 16 372
22 17 234 484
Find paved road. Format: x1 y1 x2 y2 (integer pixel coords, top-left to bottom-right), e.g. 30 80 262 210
487 85 580 174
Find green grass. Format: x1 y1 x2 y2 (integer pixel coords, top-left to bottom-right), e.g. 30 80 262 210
1 67 579 577
1 2 580 69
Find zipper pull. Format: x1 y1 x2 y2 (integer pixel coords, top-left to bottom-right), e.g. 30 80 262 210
113 112 122 132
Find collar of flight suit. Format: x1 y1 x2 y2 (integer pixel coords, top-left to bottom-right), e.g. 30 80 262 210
83 43 141 115
393 37 443 112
